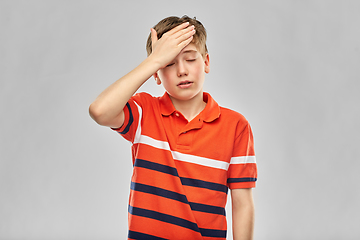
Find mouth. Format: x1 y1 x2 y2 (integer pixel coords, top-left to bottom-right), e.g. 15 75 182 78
177 80 193 87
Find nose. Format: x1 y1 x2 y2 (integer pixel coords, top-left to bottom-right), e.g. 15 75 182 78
177 61 188 77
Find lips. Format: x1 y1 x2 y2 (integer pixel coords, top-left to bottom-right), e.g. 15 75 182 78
177 80 193 86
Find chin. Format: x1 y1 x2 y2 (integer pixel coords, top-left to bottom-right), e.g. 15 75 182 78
170 91 203 101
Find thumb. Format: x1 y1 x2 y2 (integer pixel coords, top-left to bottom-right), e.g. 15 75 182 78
150 28 158 45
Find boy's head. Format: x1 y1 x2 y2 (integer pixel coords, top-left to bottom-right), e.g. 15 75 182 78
146 15 208 57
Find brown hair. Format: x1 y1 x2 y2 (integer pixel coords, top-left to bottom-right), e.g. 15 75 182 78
146 15 208 57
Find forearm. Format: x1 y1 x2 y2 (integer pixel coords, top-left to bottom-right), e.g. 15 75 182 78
89 55 161 127
89 22 195 128
231 189 255 240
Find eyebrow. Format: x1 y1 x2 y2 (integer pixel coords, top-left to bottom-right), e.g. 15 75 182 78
182 50 197 54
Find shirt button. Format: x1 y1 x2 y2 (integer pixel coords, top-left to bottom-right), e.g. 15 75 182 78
182 131 187 134
175 113 179 117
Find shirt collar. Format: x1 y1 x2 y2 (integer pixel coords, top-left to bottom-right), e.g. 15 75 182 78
201 92 221 122
159 92 220 122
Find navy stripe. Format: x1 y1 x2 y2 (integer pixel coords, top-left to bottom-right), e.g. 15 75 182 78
128 230 168 240
227 177 257 183
129 206 200 233
135 159 179 176
130 182 188 204
199 228 227 238
180 177 228 193
131 182 226 217
120 102 133 134
189 202 226 216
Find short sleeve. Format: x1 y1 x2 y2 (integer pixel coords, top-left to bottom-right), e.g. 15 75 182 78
227 122 257 189
111 94 143 143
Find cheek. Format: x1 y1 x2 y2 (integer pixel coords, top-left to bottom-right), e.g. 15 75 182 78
192 64 205 76
159 69 172 79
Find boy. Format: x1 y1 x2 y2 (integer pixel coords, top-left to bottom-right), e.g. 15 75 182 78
89 16 257 240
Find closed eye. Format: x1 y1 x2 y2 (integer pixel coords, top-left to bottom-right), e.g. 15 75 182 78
186 59 196 62
166 63 175 67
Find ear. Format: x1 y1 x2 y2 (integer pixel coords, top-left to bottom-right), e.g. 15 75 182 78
153 72 162 85
204 53 210 73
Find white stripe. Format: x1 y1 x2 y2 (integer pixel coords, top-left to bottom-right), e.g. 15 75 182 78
172 151 229 170
138 135 171 151
230 156 256 164
133 102 142 144
136 134 229 170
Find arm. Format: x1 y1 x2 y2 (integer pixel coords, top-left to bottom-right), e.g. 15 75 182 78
89 22 195 128
231 188 255 240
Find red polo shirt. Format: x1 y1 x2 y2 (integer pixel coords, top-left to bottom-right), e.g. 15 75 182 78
113 92 257 240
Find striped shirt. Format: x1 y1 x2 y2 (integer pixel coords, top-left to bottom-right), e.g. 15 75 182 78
113 92 257 239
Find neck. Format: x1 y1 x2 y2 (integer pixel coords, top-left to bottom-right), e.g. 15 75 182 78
169 92 206 121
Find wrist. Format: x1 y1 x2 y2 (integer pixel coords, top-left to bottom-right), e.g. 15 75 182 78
146 54 163 72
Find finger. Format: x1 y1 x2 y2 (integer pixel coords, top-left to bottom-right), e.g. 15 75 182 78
165 22 190 36
178 35 194 49
173 25 195 40
173 28 195 49
150 28 158 44
175 27 195 41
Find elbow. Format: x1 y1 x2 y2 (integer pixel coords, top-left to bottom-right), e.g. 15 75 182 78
89 102 106 125
89 102 124 128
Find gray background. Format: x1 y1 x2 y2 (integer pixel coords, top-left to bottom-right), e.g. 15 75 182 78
1 0 359 239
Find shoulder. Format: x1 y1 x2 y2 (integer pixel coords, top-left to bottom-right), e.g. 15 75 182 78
217 106 251 136
219 106 248 124
133 92 153 100
130 92 165 116
207 93 250 130
132 92 159 105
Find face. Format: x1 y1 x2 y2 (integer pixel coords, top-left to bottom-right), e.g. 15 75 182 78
155 43 210 102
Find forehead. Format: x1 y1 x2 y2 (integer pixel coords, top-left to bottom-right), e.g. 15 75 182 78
179 43 200 55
